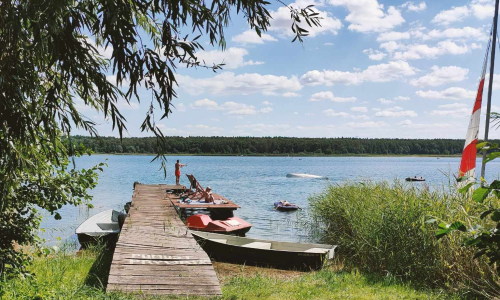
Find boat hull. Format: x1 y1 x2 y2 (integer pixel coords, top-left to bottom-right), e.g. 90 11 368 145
405 178 425 182
187 215 252 236
77 233 119 248
192 232 334 270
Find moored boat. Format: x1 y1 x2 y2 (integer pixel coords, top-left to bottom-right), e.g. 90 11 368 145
405 177 425 182
75 209 126 246
286 173 327 179
191 231 336 270
186 214 252 236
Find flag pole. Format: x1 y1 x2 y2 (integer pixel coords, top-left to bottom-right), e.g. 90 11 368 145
481 0 500 180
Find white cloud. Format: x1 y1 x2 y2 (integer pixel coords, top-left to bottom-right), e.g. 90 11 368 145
439 103 468 109
377 31 410 42
409 66 469 87
195 47 264 69
429 107 470 117
329 0 405 33
392 40 470 60
432 6 470 26
471 43 482 49
363 49 387 60
234 124 290 132
270 0 342 37
220 101 258 115
351 106 368 112
323 109 351 117
380 41 404 52
375 106 417 117
423 27 488 41
175 102 187 112
471 3 494 19
402 2 427 12
190 98 219 109
282 92 301 97
346 121 388 128
231 30 278 45
325 42 334 46
189 99 264 116
86 38 113 59
301 60 416 86
177 72 302 96
416 87 476 100
378 98 395 104
397 119 452 129
260 107 273 113
394 96 411 101
309 91 357 102
186 124 224 133
262 101 272 105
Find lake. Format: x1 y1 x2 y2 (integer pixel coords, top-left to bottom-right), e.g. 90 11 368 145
40 155 500 245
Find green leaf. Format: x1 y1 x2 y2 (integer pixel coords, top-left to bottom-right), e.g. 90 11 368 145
472 187 491 203
485 152 500 163
54 212 62 220
458 182 474 194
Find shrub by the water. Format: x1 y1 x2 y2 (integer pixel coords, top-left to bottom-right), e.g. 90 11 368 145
309 181 500 297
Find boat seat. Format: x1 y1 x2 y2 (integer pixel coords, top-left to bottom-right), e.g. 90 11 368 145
242 242 272 249
97 223 120 231
209 239 227 244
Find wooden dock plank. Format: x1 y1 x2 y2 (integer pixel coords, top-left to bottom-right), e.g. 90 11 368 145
107 184 222 296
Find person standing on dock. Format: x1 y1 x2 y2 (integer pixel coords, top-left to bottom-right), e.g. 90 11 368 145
175 160 187 185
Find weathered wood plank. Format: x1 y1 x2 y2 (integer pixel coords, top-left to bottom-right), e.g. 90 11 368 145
107 184 221 296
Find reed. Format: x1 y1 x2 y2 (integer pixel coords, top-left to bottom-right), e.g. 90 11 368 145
309 180 500 297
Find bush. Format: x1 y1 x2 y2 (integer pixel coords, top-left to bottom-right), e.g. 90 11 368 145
309 181 500 297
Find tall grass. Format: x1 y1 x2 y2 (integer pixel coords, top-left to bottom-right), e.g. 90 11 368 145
309 181 500 298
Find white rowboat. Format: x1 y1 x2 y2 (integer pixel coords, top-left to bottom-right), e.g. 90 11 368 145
75 209 126 245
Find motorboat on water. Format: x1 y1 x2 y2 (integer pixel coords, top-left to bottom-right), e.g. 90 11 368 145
286 173 328 179
75 209 126 246
186 214 252 236
405 177 425 182
191 231 336 270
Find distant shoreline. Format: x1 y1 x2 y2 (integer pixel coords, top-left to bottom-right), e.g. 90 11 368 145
89 153 465 158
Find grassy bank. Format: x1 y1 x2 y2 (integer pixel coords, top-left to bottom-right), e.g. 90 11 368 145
0 247 456 299
309 181 500 298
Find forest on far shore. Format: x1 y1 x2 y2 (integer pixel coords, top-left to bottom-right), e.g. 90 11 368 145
69 136 499 156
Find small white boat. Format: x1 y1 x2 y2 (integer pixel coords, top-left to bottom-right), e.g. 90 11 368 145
286 173 328 179
75 209 126 245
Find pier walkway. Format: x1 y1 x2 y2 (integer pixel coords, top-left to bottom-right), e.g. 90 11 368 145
107 184 222 296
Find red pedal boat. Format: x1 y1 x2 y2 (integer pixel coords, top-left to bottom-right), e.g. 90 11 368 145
186 214 252 236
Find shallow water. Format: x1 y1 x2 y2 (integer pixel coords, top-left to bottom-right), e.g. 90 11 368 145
40 155 500 244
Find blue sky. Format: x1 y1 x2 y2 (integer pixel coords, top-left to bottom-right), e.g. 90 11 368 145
80 0 500 139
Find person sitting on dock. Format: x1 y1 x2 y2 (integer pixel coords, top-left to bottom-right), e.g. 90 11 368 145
201 186 215 203
175 160 187 185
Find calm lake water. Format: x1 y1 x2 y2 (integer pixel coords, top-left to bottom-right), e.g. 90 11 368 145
40 155 500 245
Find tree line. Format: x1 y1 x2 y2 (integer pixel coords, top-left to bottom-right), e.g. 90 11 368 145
69 135 500 156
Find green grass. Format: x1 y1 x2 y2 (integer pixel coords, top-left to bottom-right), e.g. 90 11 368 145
0 248 456 300
309 181 500 298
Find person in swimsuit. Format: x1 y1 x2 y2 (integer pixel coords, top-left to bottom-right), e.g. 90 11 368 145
201 186 214 203
175 160 187 185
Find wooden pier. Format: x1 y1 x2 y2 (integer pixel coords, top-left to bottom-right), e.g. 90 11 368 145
107 184 222 296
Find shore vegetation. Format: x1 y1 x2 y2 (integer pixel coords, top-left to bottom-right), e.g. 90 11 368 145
0 244 457 300
309 180 500 298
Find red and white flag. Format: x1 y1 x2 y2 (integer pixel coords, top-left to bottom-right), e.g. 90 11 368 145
458 36 492 184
